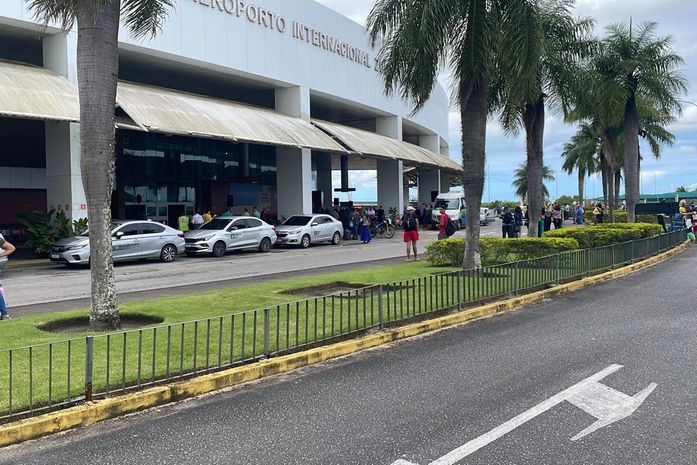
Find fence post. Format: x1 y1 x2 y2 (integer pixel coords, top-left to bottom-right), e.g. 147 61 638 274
457 271 462 310
555 253 561 285
513 261 519 296
263 308 270 358
378 285 384 330
631 239 635 262
586 247 592 277
85 336 94 402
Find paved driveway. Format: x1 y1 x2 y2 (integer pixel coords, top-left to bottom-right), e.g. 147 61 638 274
4 225 505 310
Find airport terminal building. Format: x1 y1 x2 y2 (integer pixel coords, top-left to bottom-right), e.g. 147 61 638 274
0 0 459 232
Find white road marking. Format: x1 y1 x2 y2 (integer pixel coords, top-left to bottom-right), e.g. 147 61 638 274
391 364 656 465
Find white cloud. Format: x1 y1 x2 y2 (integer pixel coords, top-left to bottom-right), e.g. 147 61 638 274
331 170 377 189
677 145 697 154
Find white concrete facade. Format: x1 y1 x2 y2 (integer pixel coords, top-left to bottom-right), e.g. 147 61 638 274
0 0 453 223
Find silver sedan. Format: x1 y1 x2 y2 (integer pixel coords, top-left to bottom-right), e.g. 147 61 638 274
275 214 343 248
51 220 185 266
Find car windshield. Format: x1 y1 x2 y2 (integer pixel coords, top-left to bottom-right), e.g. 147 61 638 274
198 219 232 230
282 216 312 226
434 199 460 210
79 222 122 237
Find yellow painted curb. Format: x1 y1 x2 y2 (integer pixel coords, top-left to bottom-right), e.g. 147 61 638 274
0 241 688 447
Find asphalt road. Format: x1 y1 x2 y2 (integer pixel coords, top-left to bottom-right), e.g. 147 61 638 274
1 245 694 464
4 226 503 314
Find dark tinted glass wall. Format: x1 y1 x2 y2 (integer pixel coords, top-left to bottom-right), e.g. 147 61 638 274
115 130 277 209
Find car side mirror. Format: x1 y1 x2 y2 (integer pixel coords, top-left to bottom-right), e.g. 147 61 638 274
311 222 319 227
115 231 124 240
231 226 238 231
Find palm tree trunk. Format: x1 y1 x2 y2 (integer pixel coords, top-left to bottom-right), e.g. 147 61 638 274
623 93 640 222
600 156 608 205
614 169 621 211
577 169 584 207
525 96 545 238
602 132 618 222
460 76 488 270
77 0 122 330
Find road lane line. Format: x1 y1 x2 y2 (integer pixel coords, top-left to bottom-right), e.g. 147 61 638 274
392 364 657 465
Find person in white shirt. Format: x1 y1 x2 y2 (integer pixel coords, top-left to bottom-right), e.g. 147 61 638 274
192 211 204 229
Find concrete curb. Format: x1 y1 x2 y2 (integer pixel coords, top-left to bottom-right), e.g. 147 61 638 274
0 241 688 447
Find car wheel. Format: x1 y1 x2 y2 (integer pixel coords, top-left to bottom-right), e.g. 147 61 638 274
300 234 311 249
259 237 272 253
160 244 177 263
212 241 227 257
331 231 341 245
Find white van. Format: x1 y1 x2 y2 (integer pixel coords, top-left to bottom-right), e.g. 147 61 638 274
432 192 466 229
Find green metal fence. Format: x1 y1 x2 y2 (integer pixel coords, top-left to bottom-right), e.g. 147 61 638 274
0 230 687 421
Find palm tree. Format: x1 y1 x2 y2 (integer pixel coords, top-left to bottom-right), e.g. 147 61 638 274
492 0 593 237
28 0 174 330
513 162 555 202
603 22 687 221
367 0 539 269
676 186 688 193
561 122 601 207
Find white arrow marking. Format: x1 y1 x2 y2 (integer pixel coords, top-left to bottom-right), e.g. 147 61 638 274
390 364 656 465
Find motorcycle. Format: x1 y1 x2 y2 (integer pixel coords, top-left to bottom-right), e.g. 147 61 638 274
370 218 396 239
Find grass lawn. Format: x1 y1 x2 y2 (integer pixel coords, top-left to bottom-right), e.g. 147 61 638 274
0 260 468 417
0 250 615 418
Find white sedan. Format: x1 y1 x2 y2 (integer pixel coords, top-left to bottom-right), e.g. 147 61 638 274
275 214 343 248
184 216 277 257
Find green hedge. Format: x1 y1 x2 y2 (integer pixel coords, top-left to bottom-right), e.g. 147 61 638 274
425 237 580 267
543 223 661 248
583 210 657 224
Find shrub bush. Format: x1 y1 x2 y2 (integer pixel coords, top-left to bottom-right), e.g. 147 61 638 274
425 237 580 267
543 223 660 248
583 210 657 224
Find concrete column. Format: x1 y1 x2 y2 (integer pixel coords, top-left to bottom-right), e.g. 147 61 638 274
376 116 404 212
403 184 411 206
440 173 452 194
43 32 85 221
315 153 333 209
45 122 86 221
275 86 312 217
376 159 404 214
418 168 441 205
276 147 312 218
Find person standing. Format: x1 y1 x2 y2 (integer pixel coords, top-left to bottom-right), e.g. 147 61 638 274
192 210 204 229
360 213 372 244
0 234 16 320
513 206 524 237
501 208 514 238
402 206 420 261
177 212 190 233
552 203 563 229
437 208 449 240
203 209 213 223
251 206 261 219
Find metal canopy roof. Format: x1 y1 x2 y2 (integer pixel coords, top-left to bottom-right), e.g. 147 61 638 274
0 60 79 122
116 81 348 153
312 119 462 173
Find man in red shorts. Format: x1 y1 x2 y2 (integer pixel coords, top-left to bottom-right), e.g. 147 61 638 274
402 206 421 261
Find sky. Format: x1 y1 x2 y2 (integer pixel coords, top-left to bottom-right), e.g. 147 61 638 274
315 0 697 202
